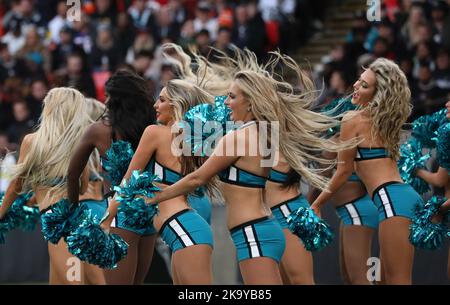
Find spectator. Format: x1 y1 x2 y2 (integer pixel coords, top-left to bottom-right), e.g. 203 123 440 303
26 78 49 121
90 24 120 72
126 31 155 64
128 0 156 31
245 0 266 59
0 132 17 193
153 5 180 44
15 26 49 77
193 1 218 41
116 12 137 59
0 42 28 83
168 0 188 25
50 25 85 71
2 0 45 37
1 19 26 56
132 50 153 78
434 48 450 91
430 0 448 44
7 100 36 145
72 13 94 54
194 29 211 58
178 19 196 50
90 0 118 28
210 26 235 61
48 0 69 44
57 53 96 98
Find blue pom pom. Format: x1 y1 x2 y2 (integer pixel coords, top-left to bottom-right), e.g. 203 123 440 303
40 199 86 244
320 97 357 136
409 196 449 250
114 170 161 200
287 207 334 251
117 197 159 230
180 95 231 156
397 138 431 194
436 123 450 171
102 140 135 186
66 216 128 269
412 108 447 148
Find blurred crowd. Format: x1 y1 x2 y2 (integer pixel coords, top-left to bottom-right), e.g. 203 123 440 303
316 0 450 121
0 0 326 154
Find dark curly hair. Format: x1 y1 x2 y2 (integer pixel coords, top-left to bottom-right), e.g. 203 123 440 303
104 70 156 149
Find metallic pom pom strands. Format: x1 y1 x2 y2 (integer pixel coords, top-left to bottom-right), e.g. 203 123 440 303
180 95 231 156
102 140 135 186
409 196 449 250
287 207 334 251
436 123 450 171
412 109 447 149
0 192 39 244
397 138 431 194
40 199 86 244
115 170 160 230
66 215 128 269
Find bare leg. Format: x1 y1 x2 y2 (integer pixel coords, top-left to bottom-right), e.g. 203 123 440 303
172 258 180 285
279 229 314 284
103 227 140 284
341 225 375 285
171 244 213 284
279 264 291 285
239 257 283 285
447 247 450 280
339 223 351 284
83 262 106 285
378 217 414 285
133 234 157 284
48 240 83 285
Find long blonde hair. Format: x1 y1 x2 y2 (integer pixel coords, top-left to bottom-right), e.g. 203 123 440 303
13 87 91 195
233 52 358 191
366 58 411 160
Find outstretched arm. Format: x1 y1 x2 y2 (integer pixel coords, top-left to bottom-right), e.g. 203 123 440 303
0 134 34 218
415 167 449 188
146 132 239 204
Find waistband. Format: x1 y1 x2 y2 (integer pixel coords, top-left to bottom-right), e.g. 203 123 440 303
230 216 270 234
270 194 303 210
159 208 192 233
371 181 404 200
336 194 368 208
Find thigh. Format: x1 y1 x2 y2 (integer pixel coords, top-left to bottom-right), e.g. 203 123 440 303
378 217 414 284
239 257 282 285
134 234 157 285
280 229 314 285
172 244 213 285
83 262 106 285
103 227 140 285
48 240 83 285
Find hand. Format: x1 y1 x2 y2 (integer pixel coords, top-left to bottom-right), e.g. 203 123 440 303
431 213 443 224
99 211 111 233
144 196 157 205
311 203 322 219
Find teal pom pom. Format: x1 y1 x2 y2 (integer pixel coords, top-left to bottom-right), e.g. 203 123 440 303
117 197 159 230
40 199 86 244
409 196 449 250
287 207 334 251
397 138 431 194
436 123 450 171
114 170 160 230
320 97 356 136
412 109 447 148
180 95 231 156
0 192 39 243
102 140 135 186
66 216 128 269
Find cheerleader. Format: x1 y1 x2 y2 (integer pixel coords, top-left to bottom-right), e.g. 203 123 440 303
311 58 422 284
0 88 92 284
415 100 450 280
100 80 215 284
67 70 157 284
144 52 354 284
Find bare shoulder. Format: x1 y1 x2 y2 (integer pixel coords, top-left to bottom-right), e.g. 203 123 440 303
143 124 167 142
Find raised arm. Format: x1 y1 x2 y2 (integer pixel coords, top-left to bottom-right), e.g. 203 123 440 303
67 124 98 205
415 167 449 188
311 115 358 216
0 133 34 218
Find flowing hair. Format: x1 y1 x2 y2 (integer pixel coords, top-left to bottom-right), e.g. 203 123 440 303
233 52 359 191
13 87 91 196
366 58 411 160
104 70 156 150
